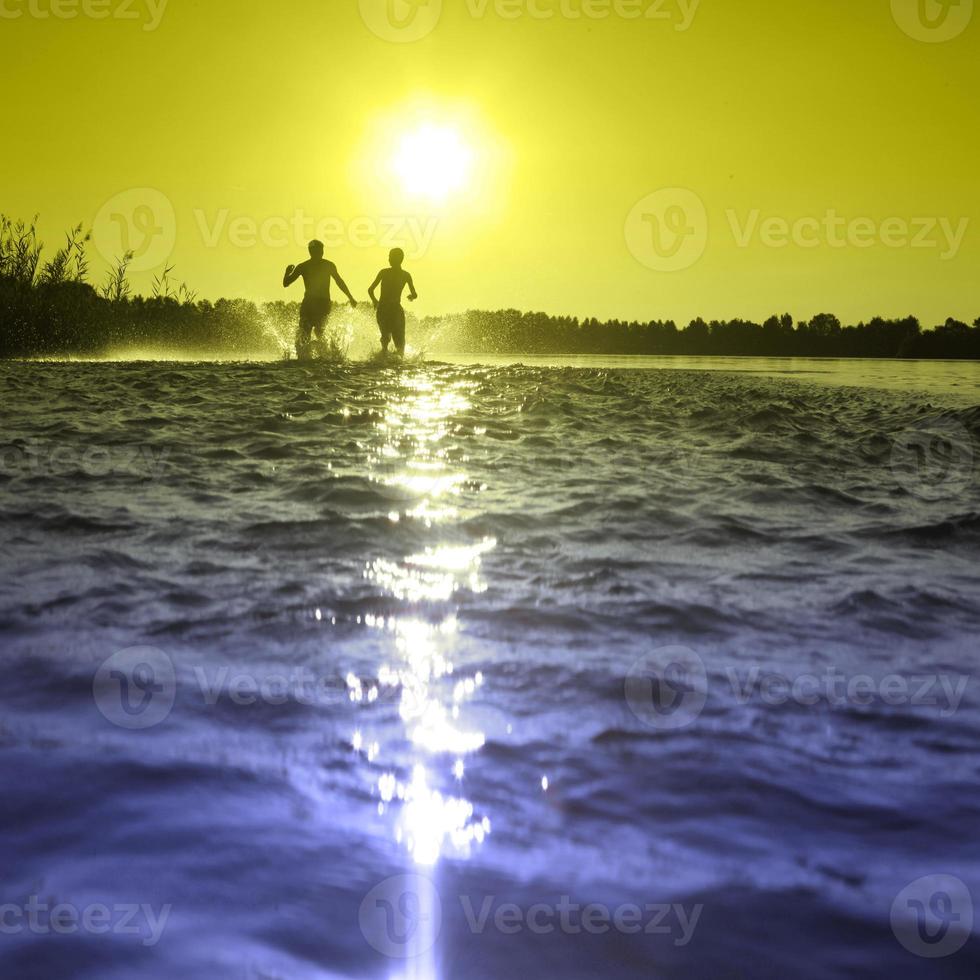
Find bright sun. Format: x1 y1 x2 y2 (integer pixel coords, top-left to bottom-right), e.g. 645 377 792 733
393 124 474 202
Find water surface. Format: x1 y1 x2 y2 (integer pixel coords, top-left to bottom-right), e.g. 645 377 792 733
0 357 977 978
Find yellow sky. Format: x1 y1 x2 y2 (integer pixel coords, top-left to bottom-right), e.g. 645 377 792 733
2 0 977 325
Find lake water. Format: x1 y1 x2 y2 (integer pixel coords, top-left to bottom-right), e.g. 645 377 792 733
0 356 977 978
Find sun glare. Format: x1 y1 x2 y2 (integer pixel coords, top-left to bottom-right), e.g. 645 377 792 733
394 124 474 202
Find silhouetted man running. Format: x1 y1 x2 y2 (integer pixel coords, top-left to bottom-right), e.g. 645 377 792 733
369 248 417 356
283 240 357 359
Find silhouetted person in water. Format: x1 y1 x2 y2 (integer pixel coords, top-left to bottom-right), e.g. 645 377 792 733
369 248 417 356
283 240 357 359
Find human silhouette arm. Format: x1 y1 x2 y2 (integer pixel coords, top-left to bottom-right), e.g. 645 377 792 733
283 263 302 288
406 272 418 302
368 271 383 309
332 267 358 308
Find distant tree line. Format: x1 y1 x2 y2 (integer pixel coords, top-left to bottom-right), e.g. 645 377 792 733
2 215 978 359
418 310 980 359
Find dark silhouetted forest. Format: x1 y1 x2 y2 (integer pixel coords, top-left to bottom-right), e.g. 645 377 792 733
419 310 980 359
3 216 979 359
0 216 288 358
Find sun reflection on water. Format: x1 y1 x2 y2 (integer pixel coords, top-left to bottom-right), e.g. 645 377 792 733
350 372 495 900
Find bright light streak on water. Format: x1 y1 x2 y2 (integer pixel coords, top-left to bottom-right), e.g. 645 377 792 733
353 372 495 978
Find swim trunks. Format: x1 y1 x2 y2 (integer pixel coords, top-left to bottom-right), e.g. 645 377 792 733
300 296 332 336
377 303 406 353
